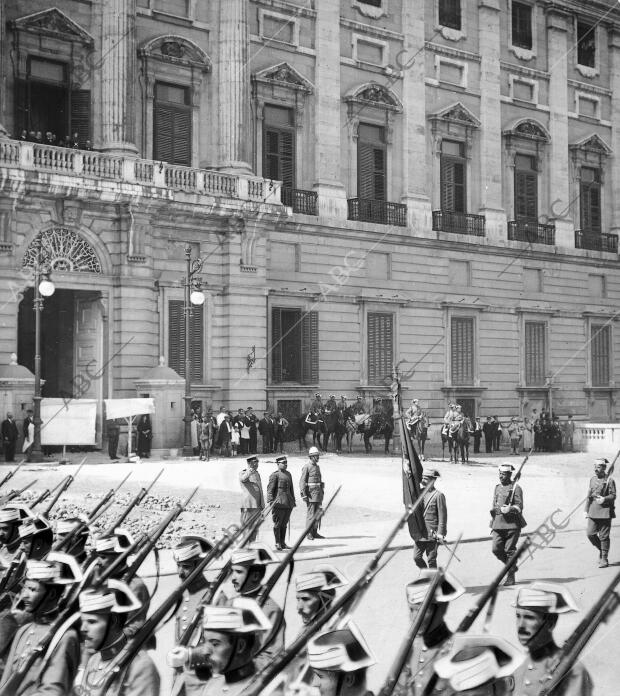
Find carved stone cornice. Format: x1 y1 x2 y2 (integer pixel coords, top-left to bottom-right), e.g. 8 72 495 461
10 8 94 46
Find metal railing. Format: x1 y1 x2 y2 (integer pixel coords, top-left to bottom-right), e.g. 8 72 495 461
281 187 318 215
432 210 486 236
508 220 555 245
575 229 619 253
347 198 407 226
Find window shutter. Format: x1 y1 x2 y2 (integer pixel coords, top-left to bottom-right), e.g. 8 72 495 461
591 325 610 386
525 321 546 385
154 103 191 166
301 311 319 384
189 305 204 382
280 130 294 189
15 79 29 133
372 147 386 201
368 313 394 385
154 104 174 163
439 0 461 30
263 128 295 188
70 90 91 145
441 159 455 211
271 308 283 384
168 300 203 381
515 171 537 221
451 317 474 385
581 181 601 234
174 107 192 166
358 142 376 199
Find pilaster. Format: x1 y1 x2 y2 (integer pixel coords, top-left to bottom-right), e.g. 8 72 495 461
217 0 252 174
0 0 7 139
608 29 620 236
313 0 347 218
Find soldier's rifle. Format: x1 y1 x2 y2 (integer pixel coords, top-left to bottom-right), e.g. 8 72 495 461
40 458 87 518
538 570 620 696
98 512 268 695
243 499 424 696
0 459 25 490
600 449 620 497
51 497 117 554
0 552 27 608
507 448 532 505
0 479 38 506
87 470 132 521
455 537 531 632
100 468 163 536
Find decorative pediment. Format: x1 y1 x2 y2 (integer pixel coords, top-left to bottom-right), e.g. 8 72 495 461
11 8 94 46
430 102 480 128
253 62 313 93
345 83 403 112
504 118 550 142
570 134 612 156
139 35 211 71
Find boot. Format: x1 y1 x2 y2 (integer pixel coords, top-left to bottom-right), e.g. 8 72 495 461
504 571 516 586
599 542 610 568
274 530 282 551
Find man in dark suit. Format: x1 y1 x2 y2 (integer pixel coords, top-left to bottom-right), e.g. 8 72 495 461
1 414 18 462
258 411 274 454
413 469 447 569
482 416 494 454
472 417 483 453
245 407 259 454
267 456 296 551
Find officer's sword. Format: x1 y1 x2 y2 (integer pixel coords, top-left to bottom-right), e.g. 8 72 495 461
433 531 462 563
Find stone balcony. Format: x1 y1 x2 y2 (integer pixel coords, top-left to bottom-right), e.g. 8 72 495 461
0 140 281 205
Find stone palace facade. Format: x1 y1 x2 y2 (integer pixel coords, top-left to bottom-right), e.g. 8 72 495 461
0 0 619 448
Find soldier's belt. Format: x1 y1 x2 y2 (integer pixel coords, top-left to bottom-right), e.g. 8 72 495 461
308 483 323 487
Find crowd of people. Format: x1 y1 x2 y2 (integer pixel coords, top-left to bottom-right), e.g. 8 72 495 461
15 129 93 151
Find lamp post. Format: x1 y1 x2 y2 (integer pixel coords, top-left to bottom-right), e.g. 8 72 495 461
30 235 55 463
182 245 205 457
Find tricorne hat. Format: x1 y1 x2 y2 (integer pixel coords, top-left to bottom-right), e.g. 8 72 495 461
25 552 83 585
406 570 465 607
422 468 441 479
0 507 22 523
513 582 579 614
498 463 515 473
230 541 278 567
296 564 348 593
94 528 135 554
275 456 287 464
79 578 142 614
307 621 376 673
202 597 271 634
56 516 89 535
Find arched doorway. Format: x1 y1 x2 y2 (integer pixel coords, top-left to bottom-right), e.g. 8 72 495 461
17 229 106 446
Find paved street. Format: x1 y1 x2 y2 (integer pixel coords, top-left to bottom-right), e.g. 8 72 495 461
1 448 618 694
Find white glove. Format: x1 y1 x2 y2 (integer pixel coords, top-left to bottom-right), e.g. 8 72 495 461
583 510 589 519
436 534 445 542
167 647 189 668
595 496 605 504
500 505 511 514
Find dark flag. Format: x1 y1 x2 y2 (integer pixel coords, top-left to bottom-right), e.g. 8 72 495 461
400 415 428 541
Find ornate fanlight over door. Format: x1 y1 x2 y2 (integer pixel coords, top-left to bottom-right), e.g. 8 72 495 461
22 228 102 273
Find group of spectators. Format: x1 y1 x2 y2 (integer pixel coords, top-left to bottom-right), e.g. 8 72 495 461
190 406 290 460
473 410 574 454
16 130 93 151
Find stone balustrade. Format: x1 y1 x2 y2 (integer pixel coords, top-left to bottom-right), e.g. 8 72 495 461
576 423 620 454
0 141 281 204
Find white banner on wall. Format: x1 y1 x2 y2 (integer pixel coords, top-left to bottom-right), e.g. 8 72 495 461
40 398 98 446
104 398 155 420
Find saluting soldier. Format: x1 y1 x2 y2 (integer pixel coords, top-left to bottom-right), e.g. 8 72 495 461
267 455 296 551
513 582 593 696
75 580 160 696
239 455 265 543
394 570 465 696
414 469 447 570
490 463 524 586
0 552 82 695
584 457 616 568
300 446 325 541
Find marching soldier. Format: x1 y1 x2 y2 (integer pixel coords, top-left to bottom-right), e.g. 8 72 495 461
55 517 90 566
16 516 53 561
394 570 465 696
92 530 150 639
513 582 593 695
300 447 325 541
0 552 82 694
414 469 447 570
267 455 296 551
490 463 524 586
75 580 160 696
584 457 616 568
239 455 265 543
168 598 272 696
430 633 525 695
0 506 24 568
295 565 348 628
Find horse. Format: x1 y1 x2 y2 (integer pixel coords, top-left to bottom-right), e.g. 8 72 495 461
440 424 454 461
362 411 393 454
321 408 346 453
448 419 471 464
409 413 430 458
298 412 325 451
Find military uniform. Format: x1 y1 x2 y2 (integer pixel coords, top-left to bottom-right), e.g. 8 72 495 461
239 462 264 543
267 464 296 550
513 642 592 696
395 630 453 695
74 645 160 696
490 473 524 579
585 468 616 567
299 460 324 538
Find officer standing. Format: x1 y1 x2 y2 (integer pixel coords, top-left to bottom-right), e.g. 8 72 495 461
266 455 296 550
490 463 524 586
239 455 264 543
300 446 325 541
414 469 447 570
584 457 616 568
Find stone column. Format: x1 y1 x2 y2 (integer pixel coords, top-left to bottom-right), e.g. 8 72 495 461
0 0 8 138
400 3 432 233
218 0 252 173
546 8 572 246
478 0 506 241
313 0 347 218
608 29 620 236
100 0 137 154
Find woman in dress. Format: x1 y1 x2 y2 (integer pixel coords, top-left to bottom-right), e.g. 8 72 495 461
136 414 152 458
522 416 533 452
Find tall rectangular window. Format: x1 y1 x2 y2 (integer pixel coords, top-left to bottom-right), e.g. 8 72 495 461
168 300 204 381
153 82 191 166
514 154 538 222
591 325 610 386
271 308 318 384
580 167 602 234
525 321 546 386
438 0 461 30
577 21 596 67
263 105 295 190
512 2 533 50
367 313 393 385
441 140 466 213
357 124 386 201
451 317 474 385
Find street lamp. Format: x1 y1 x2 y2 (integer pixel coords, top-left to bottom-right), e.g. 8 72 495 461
30 235 55 462
183 245 205 457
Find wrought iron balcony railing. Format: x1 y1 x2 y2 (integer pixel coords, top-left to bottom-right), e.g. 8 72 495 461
508 220 555 245
281 186 318 215
432 210 486 236
347 198 407 227
575 229 619 253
